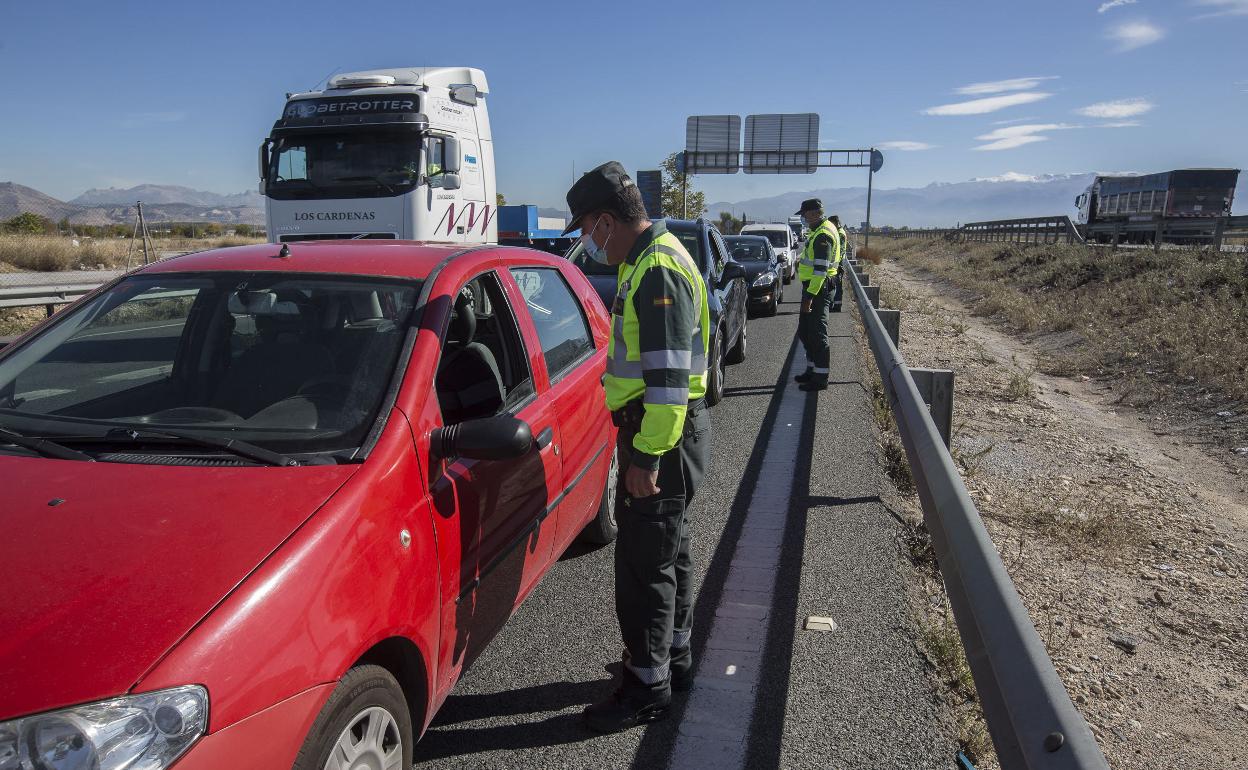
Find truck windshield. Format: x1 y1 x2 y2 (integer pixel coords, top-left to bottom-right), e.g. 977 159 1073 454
267 128 424 200
0 273 420 459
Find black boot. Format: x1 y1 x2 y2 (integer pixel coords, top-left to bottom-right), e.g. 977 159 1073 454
794 369 814 383
799 379 828 392
584 668 671 733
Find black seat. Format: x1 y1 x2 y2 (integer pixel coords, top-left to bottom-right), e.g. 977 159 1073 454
437 288 504 424
213 296 336 418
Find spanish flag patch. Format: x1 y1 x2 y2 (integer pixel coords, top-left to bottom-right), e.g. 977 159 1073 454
653 296 674 306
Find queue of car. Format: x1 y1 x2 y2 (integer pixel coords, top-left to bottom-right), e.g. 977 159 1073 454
0 218 759 769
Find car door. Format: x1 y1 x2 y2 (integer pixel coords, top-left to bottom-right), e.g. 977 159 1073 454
708 229 744 342
504 265 610 554
427 269 563 678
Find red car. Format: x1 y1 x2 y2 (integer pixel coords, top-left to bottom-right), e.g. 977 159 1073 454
0 241 617 769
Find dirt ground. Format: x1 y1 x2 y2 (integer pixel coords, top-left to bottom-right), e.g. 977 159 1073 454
869 257 1248 769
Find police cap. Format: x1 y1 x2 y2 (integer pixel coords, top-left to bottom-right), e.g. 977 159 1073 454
562 161 636 235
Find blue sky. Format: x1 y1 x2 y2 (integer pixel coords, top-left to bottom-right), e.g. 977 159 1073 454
2 0 1245 209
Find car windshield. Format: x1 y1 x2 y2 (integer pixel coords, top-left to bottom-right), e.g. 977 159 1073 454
266 127 423 199
0 272 420 458
724 238 770 264
568 220 706 274
744 229 789 249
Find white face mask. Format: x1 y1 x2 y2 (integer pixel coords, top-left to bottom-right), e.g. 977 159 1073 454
581 216 612 265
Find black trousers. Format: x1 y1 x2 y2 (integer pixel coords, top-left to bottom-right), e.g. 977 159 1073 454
797 280 832 383
614 405 710 684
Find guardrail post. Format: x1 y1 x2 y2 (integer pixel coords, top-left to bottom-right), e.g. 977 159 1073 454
909 367 954 448
877 308 900 346
860 272 870 286
0 335 14 350
1213 217 1226 250
863 285 880 308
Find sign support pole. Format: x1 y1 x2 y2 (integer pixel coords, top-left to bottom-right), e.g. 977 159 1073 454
865 161 874 249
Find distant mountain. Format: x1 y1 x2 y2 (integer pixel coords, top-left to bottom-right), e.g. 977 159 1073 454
72 184 264 209
707 173 1098 228
0 182 81 223
0 182 264 226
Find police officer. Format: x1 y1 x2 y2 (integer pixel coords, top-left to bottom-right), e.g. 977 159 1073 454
829 215 849 313
562 162 712 733
794 199 842 391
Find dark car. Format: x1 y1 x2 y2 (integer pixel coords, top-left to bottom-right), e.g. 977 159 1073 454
568 218 749 406
724 235 783 316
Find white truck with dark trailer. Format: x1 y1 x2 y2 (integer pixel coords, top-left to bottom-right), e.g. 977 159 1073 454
260 67 497 244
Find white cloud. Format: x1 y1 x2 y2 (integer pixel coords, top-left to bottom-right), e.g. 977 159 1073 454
923 92 1052 116
955 76 1059 95
1098 0 1137 12
1192 0 1248 17
876 141 936 151
1075 97 1154 118
1097 121 1142 127
1108 20 1165 51
991 116 1038 125
973 123 1078 151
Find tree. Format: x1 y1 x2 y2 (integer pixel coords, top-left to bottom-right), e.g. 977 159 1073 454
234 224 254 237
716 211 743 235
496 192 507 207
660 152 705 220
4 212 54 234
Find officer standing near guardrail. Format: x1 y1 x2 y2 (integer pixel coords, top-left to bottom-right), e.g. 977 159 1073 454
562 161 712 733
831 215 849 313
794 199 841 390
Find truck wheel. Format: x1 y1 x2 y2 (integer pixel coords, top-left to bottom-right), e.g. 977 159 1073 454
292 665 413 770
705 331 725 406
579 448 618 544
726 321 747 364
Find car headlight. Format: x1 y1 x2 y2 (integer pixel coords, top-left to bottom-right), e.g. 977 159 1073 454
752 272 777 287
0 686 207 770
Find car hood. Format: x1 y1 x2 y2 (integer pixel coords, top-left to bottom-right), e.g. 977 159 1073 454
0 456 358 720
738 261 774 281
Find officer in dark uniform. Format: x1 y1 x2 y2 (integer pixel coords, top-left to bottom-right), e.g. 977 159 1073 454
794 198 841 391
562 162 712 733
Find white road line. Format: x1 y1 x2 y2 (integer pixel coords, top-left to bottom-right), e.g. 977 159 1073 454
667 346 809 768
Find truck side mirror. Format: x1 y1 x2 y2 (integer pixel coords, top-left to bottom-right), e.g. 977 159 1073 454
258 140 271 181
443 136 462 174
439 173 461 191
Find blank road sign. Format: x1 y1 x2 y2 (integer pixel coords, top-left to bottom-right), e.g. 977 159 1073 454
685 115 741 174
744 113 820 174
637 170 663 218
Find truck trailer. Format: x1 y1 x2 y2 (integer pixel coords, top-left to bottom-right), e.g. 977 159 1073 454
1075 169 1239 229
260 67 496 244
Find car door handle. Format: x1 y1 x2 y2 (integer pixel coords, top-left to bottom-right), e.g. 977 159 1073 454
535 426 554 450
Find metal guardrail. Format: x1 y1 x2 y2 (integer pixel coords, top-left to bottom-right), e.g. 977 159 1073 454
842 249 1109 769
962 216 1085 245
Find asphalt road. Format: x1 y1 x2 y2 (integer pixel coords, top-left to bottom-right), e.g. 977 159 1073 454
412 287 957 769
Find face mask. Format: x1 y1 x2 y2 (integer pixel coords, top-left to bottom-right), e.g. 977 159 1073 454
581 217 612 265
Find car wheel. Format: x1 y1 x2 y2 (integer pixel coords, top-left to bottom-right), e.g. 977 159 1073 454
726 319 747 364
579 446 618 544
705 330 725 406
292 665 413 770
767 290 780 316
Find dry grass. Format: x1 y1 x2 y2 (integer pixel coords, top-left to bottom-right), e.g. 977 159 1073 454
0 235 264 272
856 245 883 265
879 238 1248 404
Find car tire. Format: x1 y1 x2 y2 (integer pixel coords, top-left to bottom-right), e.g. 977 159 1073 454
705 330 725 406
726 320 747 365
579 447 618 544
767 291 779 316
291 665 413 770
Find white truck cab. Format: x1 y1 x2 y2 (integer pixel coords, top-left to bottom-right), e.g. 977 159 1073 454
740 223 797 282
260 67 496 244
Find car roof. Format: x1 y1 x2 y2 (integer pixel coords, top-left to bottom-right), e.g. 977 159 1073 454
134 240 490 280
724 234 769 243
740 223 789 231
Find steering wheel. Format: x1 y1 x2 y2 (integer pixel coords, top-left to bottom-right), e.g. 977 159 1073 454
135 407 243 424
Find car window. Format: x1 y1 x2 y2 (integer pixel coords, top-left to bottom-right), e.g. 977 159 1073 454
436 271 534 425
708 231 728 275
509 268 595 383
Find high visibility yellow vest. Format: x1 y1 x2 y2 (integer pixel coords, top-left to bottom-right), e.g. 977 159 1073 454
797 218 841 295
605 226 711 459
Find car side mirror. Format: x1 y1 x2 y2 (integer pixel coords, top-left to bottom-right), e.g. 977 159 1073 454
431 414 532 461
720 261 746 287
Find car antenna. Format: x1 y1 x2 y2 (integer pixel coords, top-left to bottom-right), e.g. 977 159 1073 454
275 243 291 259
